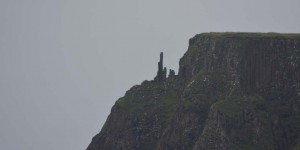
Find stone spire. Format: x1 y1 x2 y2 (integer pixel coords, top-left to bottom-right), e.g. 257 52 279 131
155 52 166 82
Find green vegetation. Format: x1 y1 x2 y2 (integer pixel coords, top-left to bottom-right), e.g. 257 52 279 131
115 96 144 117
115 81 179 120
213 95 267 118
183 69 230 109
213 96 244 118
157 93 179 121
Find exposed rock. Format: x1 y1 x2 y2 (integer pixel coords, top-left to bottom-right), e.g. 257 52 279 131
155 52 166 82
87 32 300 150
168 69 175 78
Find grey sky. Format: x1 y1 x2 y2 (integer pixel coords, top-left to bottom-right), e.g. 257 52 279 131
0 0 299 150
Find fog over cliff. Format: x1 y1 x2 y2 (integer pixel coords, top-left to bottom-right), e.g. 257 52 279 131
0 0 300 150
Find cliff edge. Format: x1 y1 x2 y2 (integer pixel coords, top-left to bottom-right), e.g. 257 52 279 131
87 32 300 150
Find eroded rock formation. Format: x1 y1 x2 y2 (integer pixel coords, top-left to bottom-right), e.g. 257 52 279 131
155 52 167 82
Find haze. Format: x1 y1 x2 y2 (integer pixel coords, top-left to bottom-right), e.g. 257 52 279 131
0 0 299 150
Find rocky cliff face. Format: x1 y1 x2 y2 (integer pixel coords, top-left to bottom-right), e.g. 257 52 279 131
87 33 300 150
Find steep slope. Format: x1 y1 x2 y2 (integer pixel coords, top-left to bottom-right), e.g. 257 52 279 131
87 32 300 150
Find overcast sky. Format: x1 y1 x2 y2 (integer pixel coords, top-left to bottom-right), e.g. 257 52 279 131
0 0 299 150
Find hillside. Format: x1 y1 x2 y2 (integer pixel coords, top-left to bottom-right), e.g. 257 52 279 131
87 32 300 150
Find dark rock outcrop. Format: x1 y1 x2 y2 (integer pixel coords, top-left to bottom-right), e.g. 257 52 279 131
168 69 175 78
155 52 167 82
87 32 300 150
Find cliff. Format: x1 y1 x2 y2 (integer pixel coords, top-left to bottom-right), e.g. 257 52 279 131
87 32 300 150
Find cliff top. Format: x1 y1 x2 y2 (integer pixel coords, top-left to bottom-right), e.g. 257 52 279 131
194 32 300 39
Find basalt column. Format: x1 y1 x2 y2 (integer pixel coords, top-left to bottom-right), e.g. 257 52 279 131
155 52 166 82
